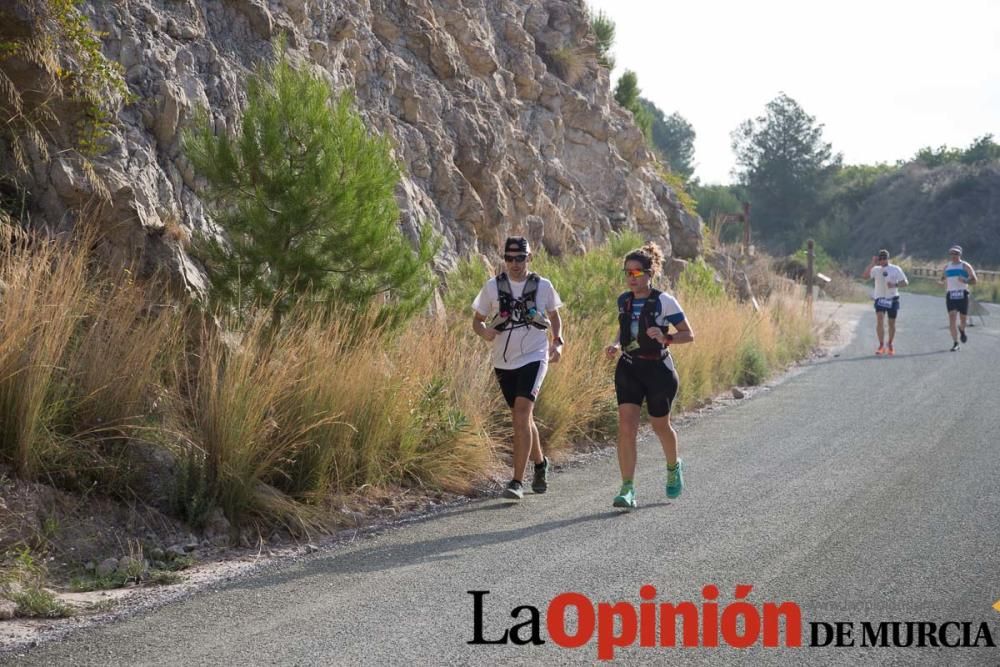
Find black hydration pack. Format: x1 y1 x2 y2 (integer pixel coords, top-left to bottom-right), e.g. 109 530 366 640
618 289 667 359
489 272 550 362
490 272 550 331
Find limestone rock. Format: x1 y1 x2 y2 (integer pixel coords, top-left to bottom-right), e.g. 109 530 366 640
1 0 703 293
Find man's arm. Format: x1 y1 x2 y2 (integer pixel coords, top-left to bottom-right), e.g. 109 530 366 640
472 311 496 341
964 261 978 285
862 256 877 279
547 308 563 362
547 308 563 342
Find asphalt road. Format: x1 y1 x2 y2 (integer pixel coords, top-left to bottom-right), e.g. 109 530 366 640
8 295 1000 666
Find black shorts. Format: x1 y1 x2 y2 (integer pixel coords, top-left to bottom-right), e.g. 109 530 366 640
614 356 679 418
873 296 900 320
494 361 547 408
946 291 969 315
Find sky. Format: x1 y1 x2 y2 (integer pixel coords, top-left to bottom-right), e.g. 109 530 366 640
585 0 1000 184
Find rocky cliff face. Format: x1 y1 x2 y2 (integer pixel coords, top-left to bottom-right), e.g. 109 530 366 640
2 0 702 291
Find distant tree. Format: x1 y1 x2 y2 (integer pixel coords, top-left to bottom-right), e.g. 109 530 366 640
731 92 841 250
913 145 962 168
690 183 742 224
812 162 898 256
588 7 616 70
640 98 696 180
960 134 1000 165
614 70 652 139
184 45 437 327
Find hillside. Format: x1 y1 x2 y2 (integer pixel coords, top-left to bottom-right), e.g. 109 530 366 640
843 162 1000 265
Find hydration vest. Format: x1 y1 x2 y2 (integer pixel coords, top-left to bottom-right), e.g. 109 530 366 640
490 272 550 363
618 289 667 357
491 272 549 331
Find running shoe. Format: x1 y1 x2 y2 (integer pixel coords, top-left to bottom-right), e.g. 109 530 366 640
612 483 637 509
875 345 885 356
950 341 960 352
531 457 550 494
502 480 524 500
960 329 967 344
666 459 684 499
887 343 895 356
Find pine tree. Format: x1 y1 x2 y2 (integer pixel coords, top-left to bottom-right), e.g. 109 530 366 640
589 7 616 70
613 70 652 140
731 92 840 250
184 45 437 326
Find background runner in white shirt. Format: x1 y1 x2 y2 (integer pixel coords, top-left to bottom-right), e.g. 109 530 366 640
939 244 978 351
862 249 908 356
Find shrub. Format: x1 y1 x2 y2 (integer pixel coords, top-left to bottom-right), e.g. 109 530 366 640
546 46 586 86
677 258 725 302
737 343 769 386
184 42 437 327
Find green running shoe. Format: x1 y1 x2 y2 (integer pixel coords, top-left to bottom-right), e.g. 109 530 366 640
612 483 637 509
666 459 684 499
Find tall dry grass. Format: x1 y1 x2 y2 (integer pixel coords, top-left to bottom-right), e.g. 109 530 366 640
0 224 184 485
268 306 498 500
0 231 89 477
176 312 335 532
172 304 501 532
677 284 814 406
65 272 184 435
0 222 816 534
533 313 618 451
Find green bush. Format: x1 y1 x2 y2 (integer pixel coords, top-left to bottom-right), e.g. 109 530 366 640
677 258 725 301
588 7 616 70
737 343 769 386
184 42 437 327
790 241 837 275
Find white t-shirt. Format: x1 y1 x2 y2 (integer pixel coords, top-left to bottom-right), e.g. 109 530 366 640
943 261 971 294
871 264 907 299
472 275 563 370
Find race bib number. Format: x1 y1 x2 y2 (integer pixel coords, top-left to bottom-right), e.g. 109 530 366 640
875 297 895 309
948 289 966 300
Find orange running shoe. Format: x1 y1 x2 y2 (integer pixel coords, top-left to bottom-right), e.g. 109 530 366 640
887 343 895 356
876 345 885 356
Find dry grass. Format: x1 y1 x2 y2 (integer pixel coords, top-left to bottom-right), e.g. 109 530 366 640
271 307 497 497
0 221 184 490
546 46 587 86
65 271 183 436
663 282 812 410
0 222 816 534
172 304 500 532
0 228 89 477
533 313 618 450
175 312 332 533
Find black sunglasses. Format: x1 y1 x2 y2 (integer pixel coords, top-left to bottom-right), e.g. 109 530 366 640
504 254 528 263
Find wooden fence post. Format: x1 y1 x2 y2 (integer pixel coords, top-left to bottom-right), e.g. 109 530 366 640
806 239 815 316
